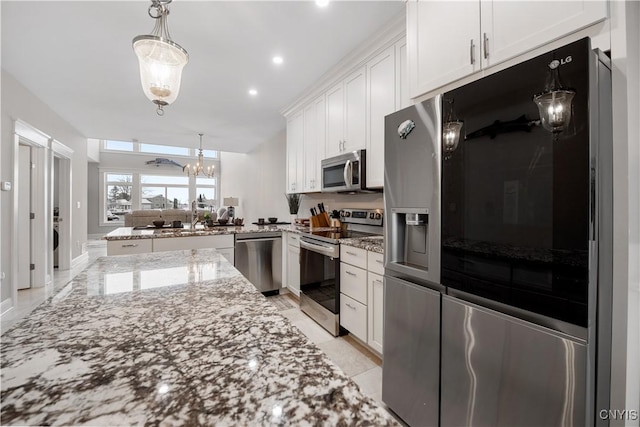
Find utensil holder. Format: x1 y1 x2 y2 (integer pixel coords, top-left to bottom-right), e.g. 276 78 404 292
310 212 331 229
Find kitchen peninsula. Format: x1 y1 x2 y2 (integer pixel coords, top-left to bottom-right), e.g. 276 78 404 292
0 249 397 426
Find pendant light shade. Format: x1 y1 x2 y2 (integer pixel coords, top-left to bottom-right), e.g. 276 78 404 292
133 0 188 115
533 59 575 134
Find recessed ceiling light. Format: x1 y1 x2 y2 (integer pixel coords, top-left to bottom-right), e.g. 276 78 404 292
248 88 258 96
316 0 329 7
272 56 284 65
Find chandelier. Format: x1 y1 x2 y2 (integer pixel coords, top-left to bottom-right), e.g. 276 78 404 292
184 134 214 178
133 0 189 116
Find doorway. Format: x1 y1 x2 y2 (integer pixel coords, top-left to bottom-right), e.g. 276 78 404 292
17 144 32 290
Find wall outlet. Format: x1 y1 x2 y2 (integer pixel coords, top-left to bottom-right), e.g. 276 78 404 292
81 243 87 254
1 181 11 191
77 201 81 209
0 272 5 281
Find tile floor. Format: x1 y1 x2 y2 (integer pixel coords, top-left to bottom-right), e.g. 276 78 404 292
1 240 394 419
272 293 385 404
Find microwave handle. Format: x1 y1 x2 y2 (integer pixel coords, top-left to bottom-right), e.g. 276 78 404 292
343 159 351 185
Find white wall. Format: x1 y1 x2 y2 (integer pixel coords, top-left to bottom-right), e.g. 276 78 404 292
1 70 88 306
220 131 290 224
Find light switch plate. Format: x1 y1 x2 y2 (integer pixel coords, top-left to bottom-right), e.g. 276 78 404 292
1 181 12 191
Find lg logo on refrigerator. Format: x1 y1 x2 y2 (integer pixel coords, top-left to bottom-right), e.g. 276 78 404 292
549 56 573 69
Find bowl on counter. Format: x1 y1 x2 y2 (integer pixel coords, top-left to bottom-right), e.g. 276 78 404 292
268 217 278 223
153 220 165 228
217 218 229 225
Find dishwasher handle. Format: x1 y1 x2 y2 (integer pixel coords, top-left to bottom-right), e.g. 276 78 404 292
236 237 282 243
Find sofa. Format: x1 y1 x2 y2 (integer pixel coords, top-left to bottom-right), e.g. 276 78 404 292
124 209 191 227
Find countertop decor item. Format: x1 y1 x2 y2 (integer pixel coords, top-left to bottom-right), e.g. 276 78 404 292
268 217 278 223
152 219 165 228
223 197 239 220
132 0 188 116
285 193 301 215
217 218 228 225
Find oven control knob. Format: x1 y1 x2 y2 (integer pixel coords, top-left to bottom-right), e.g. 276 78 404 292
344 211 351 217
375 213 382 220
369 213 374 219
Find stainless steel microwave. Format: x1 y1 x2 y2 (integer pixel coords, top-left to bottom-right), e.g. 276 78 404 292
321 150 368 192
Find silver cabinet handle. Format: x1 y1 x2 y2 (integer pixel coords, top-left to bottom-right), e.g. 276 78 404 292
346 303 356 310
346 251 357 256
470 39 475 65
122 243 138 248
376 259 383 264
345 270 357 276
374 279 383 284
483 33 489 59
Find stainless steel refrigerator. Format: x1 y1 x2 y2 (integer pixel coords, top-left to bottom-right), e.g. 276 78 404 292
382 37 613 426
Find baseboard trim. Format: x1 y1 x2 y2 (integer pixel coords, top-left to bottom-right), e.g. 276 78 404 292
1 298 14 317
71 252 89 269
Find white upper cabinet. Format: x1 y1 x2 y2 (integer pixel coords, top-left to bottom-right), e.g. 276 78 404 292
480 1 608 68
367 46 396 189
408 1 481 99
326 66 367 157
343 66 367 154
286 111 303 194
408 0 607 98
396 39 411 110
303 95 326 192
326 82 345 158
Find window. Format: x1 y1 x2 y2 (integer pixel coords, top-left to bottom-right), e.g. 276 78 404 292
196 177 217 210
104 140 134 151
140 144 189 156
202 149 218 159
141 175 190 210
105 173 133 222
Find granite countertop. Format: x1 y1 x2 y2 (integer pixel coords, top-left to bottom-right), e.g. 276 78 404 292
104 224 308 241
1 249 397 426
340 236 384 254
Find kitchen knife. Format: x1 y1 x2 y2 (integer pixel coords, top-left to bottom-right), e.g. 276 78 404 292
318 203 324 213
310 208 315 216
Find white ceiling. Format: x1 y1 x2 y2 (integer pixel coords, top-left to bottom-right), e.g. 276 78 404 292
1 1 404 153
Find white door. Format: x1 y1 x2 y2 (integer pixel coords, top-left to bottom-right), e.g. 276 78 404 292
343 66 367 153
18 144 32 289
408 0 481 98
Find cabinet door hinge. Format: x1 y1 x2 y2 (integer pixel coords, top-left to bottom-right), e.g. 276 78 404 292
30 263 35 271
30 212 35 219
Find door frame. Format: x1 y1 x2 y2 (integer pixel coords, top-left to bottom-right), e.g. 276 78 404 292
12 120 51 306
51 140 74 271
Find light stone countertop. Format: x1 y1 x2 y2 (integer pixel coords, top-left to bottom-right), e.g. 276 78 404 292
103 224 307 241
339 236 384 254
0 248 398 426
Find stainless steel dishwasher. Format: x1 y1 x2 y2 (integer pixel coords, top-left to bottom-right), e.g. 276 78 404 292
234 232 282 295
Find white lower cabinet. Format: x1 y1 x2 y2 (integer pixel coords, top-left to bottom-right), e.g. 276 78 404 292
107 239 153 256
286 232 301 296
340 247 385 355
340 294 367 341
367 272 384 354
152 234 234 253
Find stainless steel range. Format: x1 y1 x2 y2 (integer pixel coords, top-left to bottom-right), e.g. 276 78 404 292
299 208 383 336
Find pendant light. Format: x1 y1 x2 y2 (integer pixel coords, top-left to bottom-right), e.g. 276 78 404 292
533 59 575 133
133 0 188 116
184 134 214 178
442 98 463 160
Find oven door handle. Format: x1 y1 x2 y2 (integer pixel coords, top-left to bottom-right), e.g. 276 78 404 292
300 239 338 258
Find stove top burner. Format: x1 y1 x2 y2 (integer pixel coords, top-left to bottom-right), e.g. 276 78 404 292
304 229 380 244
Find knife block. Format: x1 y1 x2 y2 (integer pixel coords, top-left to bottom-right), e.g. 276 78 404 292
310 212 331 229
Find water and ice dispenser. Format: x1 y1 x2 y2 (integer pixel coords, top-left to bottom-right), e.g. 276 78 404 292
387 208 435 280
